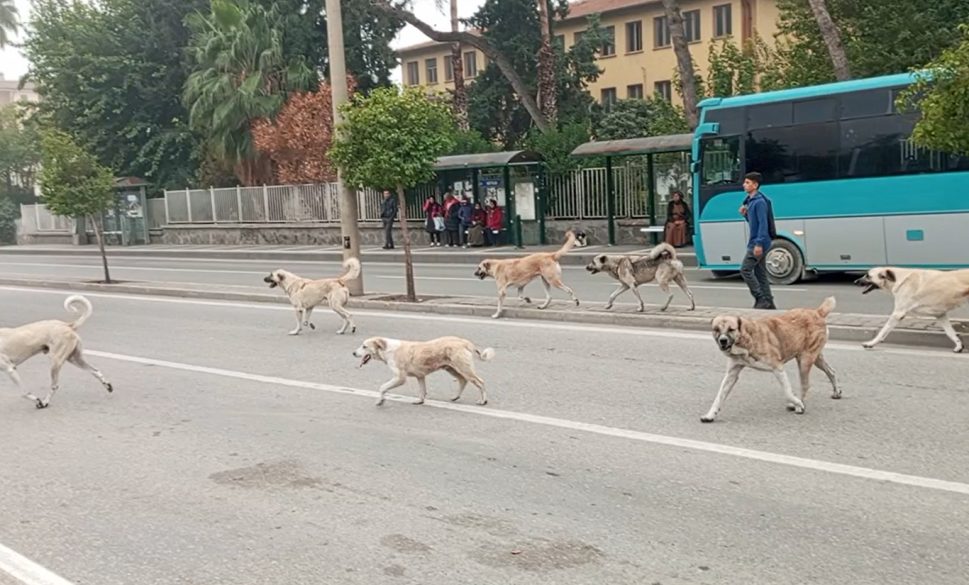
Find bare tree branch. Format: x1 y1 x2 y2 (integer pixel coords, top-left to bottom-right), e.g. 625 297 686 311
371 0 551 132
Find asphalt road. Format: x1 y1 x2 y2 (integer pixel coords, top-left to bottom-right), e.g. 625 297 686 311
0 286 967 585
0 253 947 317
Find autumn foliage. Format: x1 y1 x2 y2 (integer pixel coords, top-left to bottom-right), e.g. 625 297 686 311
252 76 356 184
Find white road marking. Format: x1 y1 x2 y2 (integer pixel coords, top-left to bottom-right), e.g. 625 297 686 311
0 543 75 585
372 274 809 291
0 285 960 361
85 348 969 496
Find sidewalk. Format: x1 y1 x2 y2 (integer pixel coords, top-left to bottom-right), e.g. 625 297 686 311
0 274 964 351
0 243 699 267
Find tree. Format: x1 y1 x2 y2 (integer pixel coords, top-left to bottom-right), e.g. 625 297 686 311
0 104 42 204
184 0 314 186
0 0 18 47
329 87 456 302
806 0 851 80
24 0 206 191
536 0 557 124
592 97 689 141
661 0 699 128
448 0 469 131
770 0 969 88
0 195 16 245
252 77 355 184
40 130 116 283
705 39 760 97
900 25 969 156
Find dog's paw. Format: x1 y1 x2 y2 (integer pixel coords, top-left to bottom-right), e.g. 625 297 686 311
574 299 580 306
831 391 842 400
792 405 805 415
105 383 114 394
351 326 357 334
450 396 461 402
523 297 532 304
700 415 715 423
491 313 501 319
861 342 875 350
35 399 48 410
954 344 964 354
308 323 316 330
604 304 614 311
288 331 301 336
477 399 488 406
786 404 797 411
375 398 385 407
413 399 425 405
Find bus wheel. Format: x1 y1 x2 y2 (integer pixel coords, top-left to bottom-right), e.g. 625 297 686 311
766 239 803 285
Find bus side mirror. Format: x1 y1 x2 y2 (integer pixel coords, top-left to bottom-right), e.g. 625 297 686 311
690 161 700 173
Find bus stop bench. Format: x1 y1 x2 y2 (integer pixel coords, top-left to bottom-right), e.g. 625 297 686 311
640 225 664 244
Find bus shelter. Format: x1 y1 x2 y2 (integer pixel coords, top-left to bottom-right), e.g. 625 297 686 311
433 150 546 248
570 133 694 245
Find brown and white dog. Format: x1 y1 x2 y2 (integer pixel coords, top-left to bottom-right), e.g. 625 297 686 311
473 230 587 319
1 295 113 409
855 267 969 352
701 297 840 423
353 336 495 406
264 258 360 336
585 242 696 312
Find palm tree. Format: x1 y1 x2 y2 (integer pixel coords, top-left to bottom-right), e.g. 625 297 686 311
448 0 469 131
536 0 556 124
183 0 313 185
661 0 700 128
806 0 851 80
0 0 19 48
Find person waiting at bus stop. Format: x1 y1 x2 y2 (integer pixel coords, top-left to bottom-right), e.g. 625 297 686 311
739 172 776 310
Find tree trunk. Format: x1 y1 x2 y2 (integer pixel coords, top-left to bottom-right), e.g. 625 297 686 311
90 214 112 284
396 185 417 302
661 0 699 128
450 0 469 132
536 0 556 125
373 0 550 133
807 0 852 81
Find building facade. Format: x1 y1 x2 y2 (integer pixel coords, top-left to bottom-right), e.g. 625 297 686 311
0 73 39 106
395 0 780 106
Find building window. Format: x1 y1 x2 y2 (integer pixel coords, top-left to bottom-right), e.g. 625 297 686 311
554 34 565 50
574 30 585 45
463 51 477 78
653 16 670 48
684 10 701 42
443 55 454 82
625 20 643 52
601 87 618 109
425 58 438 84
406 61 420 86
627 84 644 99
714 4 733 38
654 80 672 102
602 26 615 56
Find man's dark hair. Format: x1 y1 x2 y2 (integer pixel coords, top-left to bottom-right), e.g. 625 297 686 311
744 172 763 185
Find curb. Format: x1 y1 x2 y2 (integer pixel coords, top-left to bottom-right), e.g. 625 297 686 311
0 247 699 268
0 277 959 351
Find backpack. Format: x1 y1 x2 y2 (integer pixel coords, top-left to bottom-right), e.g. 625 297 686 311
764 196 777 240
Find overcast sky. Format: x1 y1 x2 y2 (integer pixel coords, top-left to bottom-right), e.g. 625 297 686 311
0 0 484 84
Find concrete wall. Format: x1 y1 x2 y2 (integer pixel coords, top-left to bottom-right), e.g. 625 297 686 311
159 219 656 247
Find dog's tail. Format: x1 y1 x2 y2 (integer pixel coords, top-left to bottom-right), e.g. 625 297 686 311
65 295 93 329
647 242 677 261
337 257 361 284
474 346 496 362
552 231 583 260
817 296 836 318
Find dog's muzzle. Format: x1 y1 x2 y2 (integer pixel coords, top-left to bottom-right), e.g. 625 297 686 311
716 335 733 351
585 263 600 274
474 270 487 280
854 276 877 295
263 275 278 288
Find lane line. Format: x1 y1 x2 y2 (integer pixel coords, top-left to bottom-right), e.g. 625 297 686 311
0 543 75 585
87 348 969 496
0 285 958 360
371 274 810 291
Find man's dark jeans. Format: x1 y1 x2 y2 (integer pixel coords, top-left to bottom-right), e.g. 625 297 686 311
740 248 774 308
382 218 394 248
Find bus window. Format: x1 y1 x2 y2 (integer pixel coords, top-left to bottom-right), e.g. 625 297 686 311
747 102 793 130
794 98 837 124
704 107 745 135
840 89 893 119
840 115 909 178
700 136 741 186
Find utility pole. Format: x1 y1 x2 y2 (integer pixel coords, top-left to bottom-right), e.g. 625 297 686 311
325 0 363 295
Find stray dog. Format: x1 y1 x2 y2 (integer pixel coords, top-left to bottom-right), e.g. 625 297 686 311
473 230 587 319
264 258 360 335
353 336 495 406
701 297 840 423
0 295 113 409
585 242 696 312
855 267 969 352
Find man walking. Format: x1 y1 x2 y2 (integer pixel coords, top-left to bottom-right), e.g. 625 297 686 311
380 190 397 250
739 172 775 310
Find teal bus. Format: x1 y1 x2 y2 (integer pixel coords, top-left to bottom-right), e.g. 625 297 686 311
690 72 969 284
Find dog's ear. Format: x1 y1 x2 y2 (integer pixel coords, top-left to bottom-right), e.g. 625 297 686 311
736 317 743 332
372 338 387 351
883 269 895 282
277 272 285 281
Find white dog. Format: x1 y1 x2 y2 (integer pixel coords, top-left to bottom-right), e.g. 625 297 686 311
855 267 969 352
353 336 495 406
1 295 113 409
264 258 360 336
